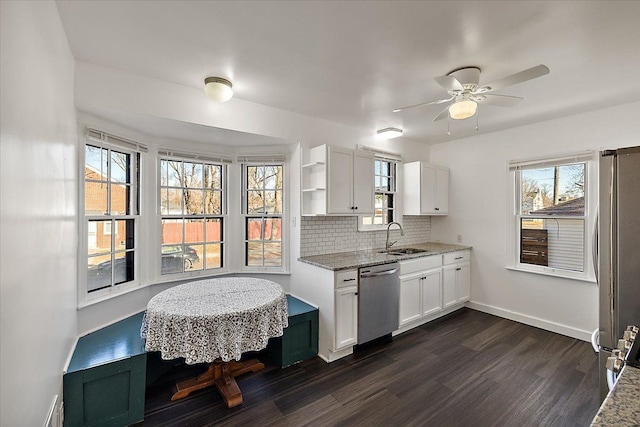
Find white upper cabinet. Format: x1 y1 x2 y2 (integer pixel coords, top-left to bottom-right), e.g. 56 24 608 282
301 144 374 216
403 161 449 215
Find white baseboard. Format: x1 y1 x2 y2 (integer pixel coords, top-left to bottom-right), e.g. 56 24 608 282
466 301 592 342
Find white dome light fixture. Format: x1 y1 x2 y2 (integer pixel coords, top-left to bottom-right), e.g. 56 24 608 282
376 127 403 139
448 99 477 120
204 77 233 102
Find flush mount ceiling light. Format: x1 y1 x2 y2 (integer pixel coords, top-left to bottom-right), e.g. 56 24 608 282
204 77 233 102
376 127 403 139
448 99 478 120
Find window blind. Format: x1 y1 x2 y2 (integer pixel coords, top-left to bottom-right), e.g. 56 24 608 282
86 128 148 153
356 144 403 163
236 153 287 163
158 148 233 164
509 151 594 170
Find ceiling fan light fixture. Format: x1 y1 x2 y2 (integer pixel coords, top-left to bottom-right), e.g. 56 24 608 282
376 127 403 139
204 77 233 102
449 99 477 120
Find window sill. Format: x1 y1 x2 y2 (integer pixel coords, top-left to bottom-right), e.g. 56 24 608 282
78 281 148 309
505 265 596 283
79 269 291 308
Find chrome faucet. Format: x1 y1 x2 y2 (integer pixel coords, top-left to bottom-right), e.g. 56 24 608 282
385 221 405 252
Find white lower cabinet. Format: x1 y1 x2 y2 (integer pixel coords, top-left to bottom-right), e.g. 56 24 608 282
399 256 443 327
399 268 442 327
398 250 470 330
399 272 422 326
421 268 443 316
334 285 358 349
443 251 471 308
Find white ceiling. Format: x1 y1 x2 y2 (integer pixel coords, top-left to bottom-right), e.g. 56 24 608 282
56 1 640 145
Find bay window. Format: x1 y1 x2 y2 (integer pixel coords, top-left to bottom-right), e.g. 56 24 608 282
82 130 144 301
242 162 284 269
159 156 226 275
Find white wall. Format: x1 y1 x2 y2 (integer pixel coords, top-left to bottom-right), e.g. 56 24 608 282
0 2 78 425
429 101 640 340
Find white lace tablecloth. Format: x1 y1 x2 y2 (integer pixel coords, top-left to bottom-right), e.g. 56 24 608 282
141 278 288 364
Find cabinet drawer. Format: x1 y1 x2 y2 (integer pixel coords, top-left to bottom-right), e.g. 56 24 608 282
400 256 442 275
335 269 358 288
443 251 470 265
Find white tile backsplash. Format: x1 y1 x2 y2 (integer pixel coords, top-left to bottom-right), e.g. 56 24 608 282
300 216 431 257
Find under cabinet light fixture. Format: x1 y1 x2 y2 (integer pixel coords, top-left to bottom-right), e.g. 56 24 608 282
204 77 233 102
376 127 403 139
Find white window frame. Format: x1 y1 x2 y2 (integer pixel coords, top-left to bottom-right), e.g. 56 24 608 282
506 152 597 282
79 130 145 307
359 155 400 231
240 159 287 273
158 153 229 278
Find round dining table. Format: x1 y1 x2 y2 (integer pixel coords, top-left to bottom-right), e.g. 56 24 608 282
141 277 288 407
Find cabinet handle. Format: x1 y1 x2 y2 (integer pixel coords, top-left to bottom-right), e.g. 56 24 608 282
355 292 358 296
343 278 356 282
435 207 440 211
454 256 463 260
354 206 358 210
456 267 461 271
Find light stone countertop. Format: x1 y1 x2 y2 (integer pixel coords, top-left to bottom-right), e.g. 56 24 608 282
590 365 640 426
298 242 472 271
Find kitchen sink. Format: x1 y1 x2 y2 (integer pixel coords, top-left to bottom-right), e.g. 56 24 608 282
379 247 430 256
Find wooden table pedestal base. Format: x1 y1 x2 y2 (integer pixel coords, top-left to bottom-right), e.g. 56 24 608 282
171 358 265 408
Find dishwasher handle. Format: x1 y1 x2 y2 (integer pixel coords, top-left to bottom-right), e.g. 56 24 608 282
360 268 398 278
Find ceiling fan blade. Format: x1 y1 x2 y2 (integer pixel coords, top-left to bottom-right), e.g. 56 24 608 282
477 64 549 93
474 94 523 107
432 105 451 122
392 96 453 113
434 75 464 92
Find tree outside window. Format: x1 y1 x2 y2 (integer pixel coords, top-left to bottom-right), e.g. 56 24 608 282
243 164 283 267
518 162 586 271
361 158 396 229
160 158 225 274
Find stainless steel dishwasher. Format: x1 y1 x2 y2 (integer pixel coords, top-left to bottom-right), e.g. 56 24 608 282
358 262 400 344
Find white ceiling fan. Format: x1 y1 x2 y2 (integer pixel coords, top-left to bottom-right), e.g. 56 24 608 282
393 64 550 121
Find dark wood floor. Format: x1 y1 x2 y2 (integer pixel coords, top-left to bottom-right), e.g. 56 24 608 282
143 308 600 426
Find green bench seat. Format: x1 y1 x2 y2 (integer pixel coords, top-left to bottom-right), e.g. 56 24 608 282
63 312 146 427
62 294 319 426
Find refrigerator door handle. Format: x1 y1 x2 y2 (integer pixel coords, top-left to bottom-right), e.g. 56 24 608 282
607 158 616 348
592 211 598 285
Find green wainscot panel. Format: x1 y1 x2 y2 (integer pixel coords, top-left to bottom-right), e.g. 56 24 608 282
64 312 147 427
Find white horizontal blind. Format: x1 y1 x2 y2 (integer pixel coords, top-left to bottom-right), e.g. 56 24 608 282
356 144 403 163
543 219 585 271
86 128 148 153
236 153 287 163
509 151 594 170
158 148 233 164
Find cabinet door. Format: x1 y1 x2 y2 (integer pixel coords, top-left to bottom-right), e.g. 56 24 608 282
327 146 354 214
334 286 358 349
352 150 374 214
421 268 442 317
399 273 422 327
442 264 458 309
456 262 471 303
435 166 449 214
420 163 438 214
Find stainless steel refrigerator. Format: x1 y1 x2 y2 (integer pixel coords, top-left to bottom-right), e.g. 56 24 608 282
597 146 640 401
